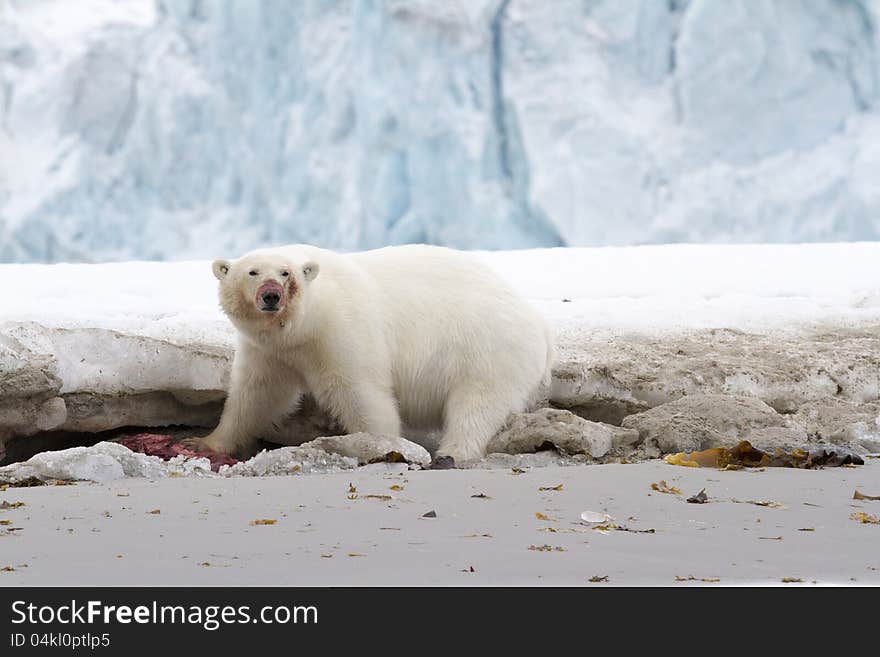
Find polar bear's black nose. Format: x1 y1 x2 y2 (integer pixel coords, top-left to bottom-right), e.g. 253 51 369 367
262 291 281 307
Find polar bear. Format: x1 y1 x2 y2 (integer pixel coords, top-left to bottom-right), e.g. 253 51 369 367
187 244 553 465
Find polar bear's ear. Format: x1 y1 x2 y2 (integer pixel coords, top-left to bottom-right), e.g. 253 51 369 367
302 261 319 282
212 259 231 280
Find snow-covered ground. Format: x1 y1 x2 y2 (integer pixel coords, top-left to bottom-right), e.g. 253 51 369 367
2 242 880 462
3 242 880 333
2 458 879 585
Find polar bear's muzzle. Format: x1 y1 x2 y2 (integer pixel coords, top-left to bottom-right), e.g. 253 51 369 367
256 280 286 313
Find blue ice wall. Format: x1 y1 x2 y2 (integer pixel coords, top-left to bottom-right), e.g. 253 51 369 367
1 0 879 262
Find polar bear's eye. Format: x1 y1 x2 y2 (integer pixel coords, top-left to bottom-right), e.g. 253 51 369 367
249 270 258 276
281 271 289 277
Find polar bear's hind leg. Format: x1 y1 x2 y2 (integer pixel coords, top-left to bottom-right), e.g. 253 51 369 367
326 380 402 438
434 384 520 464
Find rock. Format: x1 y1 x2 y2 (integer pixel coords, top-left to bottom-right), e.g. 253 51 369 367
832 424 880 453
300 433 431 468
745 427 811 453
488 408 640 459
787 399 880 452
551 362 650 425
787 398 880 440
621 394 785 454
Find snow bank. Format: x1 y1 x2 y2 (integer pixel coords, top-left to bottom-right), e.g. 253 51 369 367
1 244 880 461
3 243 880 332
0 432 438 483
0 441 213 483
0 440 355 483
0 433 492 482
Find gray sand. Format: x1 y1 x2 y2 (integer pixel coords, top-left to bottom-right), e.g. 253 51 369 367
2 459 878 586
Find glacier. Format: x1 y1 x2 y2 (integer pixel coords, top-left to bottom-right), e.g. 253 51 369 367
1 0 880 262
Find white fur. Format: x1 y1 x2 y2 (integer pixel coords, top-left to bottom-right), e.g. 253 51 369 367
202 244 553 463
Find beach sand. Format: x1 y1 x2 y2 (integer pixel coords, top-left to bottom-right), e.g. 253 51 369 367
2 458 878 586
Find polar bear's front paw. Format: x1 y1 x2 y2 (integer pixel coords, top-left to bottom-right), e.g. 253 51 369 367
434 442 485 466
179 436 227 455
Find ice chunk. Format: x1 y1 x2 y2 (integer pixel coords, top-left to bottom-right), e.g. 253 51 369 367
464 450 590 470
488 409 639 459
219 447 358 477
621 394 785 454
300 433 431 467
355 462 412 475
0 441 189 483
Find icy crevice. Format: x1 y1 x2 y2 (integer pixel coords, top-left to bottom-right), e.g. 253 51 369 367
106 67 139 155
489 0 512 182
667 0 688 122
844 0 878 111
486 0 564 247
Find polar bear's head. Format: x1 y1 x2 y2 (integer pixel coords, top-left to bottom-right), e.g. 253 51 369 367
212 251 319 329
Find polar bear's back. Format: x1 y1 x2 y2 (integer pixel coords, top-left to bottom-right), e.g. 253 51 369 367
349 245 540 335
349 245 552 427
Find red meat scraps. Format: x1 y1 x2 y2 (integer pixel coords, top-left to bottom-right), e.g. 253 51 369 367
116 433 238 472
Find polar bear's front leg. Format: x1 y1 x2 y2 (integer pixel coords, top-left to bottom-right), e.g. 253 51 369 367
194 345 303 456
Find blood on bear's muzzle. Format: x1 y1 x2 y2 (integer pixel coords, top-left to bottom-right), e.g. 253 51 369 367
256 281 285 312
